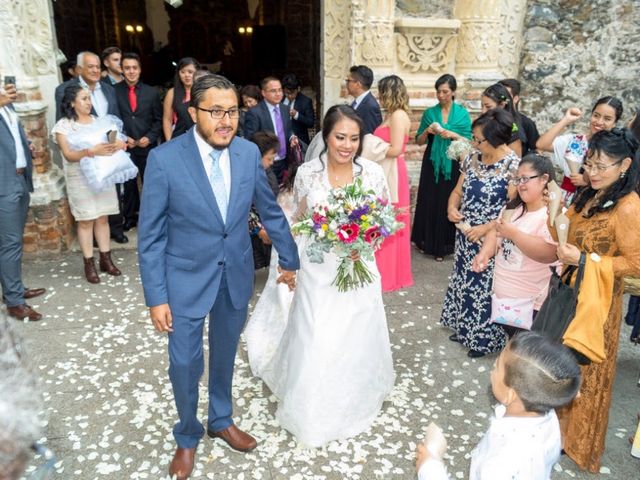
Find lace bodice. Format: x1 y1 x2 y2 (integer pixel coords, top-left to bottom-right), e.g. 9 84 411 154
293 156 390 220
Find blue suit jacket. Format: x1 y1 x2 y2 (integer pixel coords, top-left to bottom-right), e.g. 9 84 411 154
355 91 382 135
0 107 33 193
138 128 299 317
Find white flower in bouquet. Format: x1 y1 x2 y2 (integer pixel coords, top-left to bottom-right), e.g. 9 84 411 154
446 139 473 161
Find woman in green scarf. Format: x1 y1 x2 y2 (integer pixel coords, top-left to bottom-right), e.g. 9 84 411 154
411 74 472 261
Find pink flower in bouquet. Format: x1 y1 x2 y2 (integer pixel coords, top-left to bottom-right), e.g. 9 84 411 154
337 223 360 244
312 212 327 229
364 226 381 244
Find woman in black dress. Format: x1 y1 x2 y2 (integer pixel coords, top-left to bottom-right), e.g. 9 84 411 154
411 74 472 261
162 57 200 140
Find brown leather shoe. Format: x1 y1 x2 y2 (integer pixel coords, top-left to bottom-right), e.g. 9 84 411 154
168 447 195 480
84 257 100 284
207 424 257 452
24 287 46 299
99 251 121 276
7 304 42 321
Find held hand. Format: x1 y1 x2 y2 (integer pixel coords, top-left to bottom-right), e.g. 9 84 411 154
495 218 517 240
466 224 486 243
257 228 272 245
563 107 583 124
438 129 457 140
276 266 297 291
556 244 581 266
447 206 464 223
472 251 490 272
91 143 117 156
289 108 297 118
127 137 137 149
138 136 151 148
289 135 299 148
569 173 588 187
0 84 17 106
150 303 173 333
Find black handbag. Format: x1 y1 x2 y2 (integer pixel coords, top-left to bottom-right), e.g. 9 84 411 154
531 254 591 364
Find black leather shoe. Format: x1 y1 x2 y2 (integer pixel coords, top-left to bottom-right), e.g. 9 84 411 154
467 349 486 358
448 334 460 343
110 233 129 244
123 220 137 231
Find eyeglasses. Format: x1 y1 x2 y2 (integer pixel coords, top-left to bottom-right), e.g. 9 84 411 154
511 175 540 185
471 136 487 144
582 160 622 174
196 107 240 119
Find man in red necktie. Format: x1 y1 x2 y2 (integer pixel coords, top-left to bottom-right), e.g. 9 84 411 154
114 52 162 231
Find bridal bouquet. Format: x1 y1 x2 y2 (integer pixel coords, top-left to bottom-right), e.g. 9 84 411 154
446 138 473 161
291 178 403 292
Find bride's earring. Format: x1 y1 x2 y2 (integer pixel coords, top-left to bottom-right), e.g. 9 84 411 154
620 170 627 179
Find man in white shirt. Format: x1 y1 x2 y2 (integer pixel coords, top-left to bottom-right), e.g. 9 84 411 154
0 81 44 321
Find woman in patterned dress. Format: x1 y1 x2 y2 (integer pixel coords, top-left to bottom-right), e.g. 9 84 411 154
553 128 640 472
441 109 519 358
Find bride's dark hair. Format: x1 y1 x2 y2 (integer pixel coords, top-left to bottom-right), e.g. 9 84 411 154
318 105 364 176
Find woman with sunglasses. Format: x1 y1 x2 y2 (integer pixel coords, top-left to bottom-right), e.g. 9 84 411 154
472 154 558 336
536 96 623 204
441 108 519 358
552 128 640 473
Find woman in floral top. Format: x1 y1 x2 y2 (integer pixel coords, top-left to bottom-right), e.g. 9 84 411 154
441 109 519 358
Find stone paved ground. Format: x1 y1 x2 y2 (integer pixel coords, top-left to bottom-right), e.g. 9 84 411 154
7 245 640 479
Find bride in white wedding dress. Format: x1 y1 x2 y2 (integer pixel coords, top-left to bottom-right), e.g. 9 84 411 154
254 105 396 447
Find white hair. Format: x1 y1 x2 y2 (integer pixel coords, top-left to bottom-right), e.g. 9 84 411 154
76 51 99 68
0 315 43 479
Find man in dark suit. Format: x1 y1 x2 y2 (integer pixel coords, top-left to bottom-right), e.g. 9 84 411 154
54 52 128 243
244 76 299 182
346 65 382 135
114 52 162 231
0 82 44 321
138 74 298 479
282 73 314 145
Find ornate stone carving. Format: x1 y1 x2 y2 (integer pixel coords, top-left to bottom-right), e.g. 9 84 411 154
453 0 501 75
0 3 23 76
324 0 352 78
497 0 527 77
12 0 59 77
394 18 459 75
350 0 394 67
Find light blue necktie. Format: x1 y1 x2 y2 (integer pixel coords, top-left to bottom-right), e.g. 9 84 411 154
209 149 227 222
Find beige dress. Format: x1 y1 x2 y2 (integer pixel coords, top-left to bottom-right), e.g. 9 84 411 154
52 117 119 221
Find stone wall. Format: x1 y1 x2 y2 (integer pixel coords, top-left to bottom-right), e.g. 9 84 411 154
519 0 640 130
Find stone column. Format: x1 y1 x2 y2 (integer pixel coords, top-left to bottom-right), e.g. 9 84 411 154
350 0 395 74
321 0 353 114
1 1 73 255
453 0 502 81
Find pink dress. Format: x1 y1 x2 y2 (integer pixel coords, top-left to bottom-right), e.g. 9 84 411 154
373 126 414 292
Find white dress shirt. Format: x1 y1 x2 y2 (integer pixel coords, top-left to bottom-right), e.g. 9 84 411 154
0 106 27 168
193 128 231 204
418 408 562 480
79 76 108 117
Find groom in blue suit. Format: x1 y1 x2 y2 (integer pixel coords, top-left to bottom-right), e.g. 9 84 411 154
138 74 299 480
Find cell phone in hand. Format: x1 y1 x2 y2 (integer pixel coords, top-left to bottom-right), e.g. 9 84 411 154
4 75 16 86
107 130 117 143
